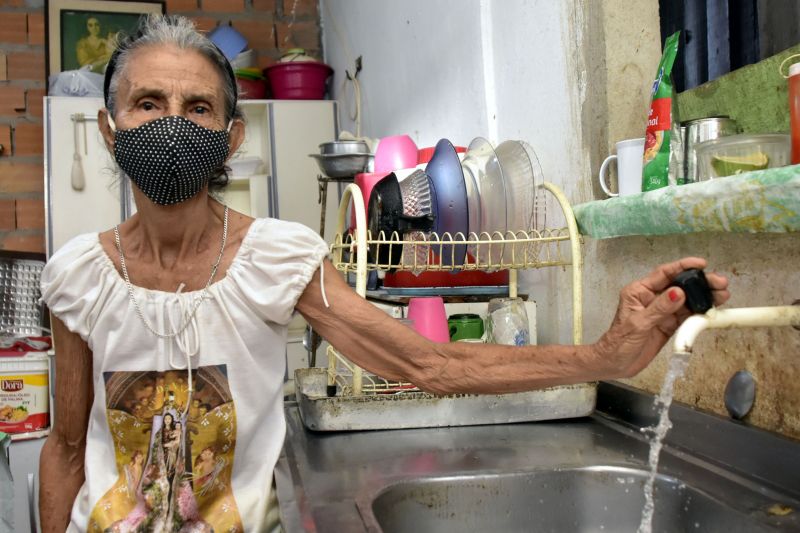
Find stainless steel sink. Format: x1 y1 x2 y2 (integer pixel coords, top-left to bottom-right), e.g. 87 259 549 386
365 466 779 533
276 382 800 532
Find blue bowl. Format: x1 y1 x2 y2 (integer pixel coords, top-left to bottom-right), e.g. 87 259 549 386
209 25 248 61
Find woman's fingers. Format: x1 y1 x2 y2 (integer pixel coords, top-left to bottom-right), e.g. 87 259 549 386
639 257 708 292
641 284 686 329
703 271 730 306
705 271 729 290
639 260 730 308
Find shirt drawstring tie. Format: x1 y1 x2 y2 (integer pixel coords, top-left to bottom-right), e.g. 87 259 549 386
319 260 330 308
160 257 329 413
165 283 201 416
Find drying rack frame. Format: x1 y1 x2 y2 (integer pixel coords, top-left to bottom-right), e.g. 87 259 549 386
294 180 591 431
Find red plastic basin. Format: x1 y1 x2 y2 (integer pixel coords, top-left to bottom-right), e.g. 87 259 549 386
265 62 333 100
384 269 509 288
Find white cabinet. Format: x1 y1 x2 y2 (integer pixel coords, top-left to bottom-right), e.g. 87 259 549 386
225 100 339 241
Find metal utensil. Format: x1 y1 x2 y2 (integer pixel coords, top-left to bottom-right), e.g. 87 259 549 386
682 116 740 182
309 153 372 178
71 113 86 191
318 140 370 155
302 325 322 367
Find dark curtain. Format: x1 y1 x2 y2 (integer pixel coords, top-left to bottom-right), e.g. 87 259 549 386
658 0 797 92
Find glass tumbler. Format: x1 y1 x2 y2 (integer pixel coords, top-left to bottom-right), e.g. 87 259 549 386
485 297 530 346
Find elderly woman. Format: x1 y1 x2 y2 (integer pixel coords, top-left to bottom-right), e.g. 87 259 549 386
39 15 728 533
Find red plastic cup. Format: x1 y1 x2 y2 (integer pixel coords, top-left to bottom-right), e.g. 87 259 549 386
350 171 389 233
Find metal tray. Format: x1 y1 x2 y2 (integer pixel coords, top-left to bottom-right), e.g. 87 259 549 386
0 256 46 336
295 368 596 432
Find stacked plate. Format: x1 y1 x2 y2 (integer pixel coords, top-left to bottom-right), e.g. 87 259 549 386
462 137 506 263
368 136 544 280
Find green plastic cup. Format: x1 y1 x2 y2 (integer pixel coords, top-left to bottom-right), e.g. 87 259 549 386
448 313 484 341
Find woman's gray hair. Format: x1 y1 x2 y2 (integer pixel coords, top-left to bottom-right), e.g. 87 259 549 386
106 14 242 123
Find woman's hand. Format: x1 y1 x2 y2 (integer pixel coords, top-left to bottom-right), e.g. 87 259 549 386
593 257 730 379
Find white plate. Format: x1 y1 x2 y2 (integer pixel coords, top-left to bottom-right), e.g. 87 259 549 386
495 140 539 263
462 137 506 264
461 160 481 258
495 140 534 232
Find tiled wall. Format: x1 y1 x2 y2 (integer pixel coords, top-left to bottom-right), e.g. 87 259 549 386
0 0 321 253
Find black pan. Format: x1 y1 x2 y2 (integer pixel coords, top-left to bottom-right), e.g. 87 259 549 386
367 173 434 267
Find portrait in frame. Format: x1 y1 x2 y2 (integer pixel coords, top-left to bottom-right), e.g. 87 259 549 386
46 0 165 77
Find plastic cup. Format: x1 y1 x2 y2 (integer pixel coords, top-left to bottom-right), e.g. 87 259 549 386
448 313 484 341
485 297 530 346
350 171 389 233
406 297 450 343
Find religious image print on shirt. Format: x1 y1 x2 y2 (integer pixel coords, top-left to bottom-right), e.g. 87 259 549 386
89 365 243 533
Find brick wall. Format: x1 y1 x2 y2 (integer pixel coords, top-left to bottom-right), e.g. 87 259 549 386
0 0 46 253
172 0 322 71
0 0 321 253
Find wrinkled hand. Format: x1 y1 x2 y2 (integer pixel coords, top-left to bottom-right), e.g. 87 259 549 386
594 257 730 379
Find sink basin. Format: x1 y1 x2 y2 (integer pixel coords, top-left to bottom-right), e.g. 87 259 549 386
363 466 780 533
277 383 800 532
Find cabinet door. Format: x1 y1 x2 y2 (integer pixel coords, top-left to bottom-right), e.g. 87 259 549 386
45 97 130 258
9 437 46 533
268 101 338 242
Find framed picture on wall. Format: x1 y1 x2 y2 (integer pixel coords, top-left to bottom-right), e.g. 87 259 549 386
46 0 165 78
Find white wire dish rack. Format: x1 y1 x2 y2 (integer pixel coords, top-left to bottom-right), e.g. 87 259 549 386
294 181 593 431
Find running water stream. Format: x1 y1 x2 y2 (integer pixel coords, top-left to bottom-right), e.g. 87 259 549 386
637 351 692 533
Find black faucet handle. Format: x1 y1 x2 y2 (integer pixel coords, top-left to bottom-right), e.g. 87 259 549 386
671 268 713 314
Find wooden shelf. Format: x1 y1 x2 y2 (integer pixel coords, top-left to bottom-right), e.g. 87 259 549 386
573 165 800 239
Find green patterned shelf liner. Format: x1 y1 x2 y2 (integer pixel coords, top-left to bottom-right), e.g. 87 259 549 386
574 165 800 239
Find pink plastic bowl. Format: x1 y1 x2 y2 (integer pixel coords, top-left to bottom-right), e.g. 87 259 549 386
374 135 419 173
265 62 333 99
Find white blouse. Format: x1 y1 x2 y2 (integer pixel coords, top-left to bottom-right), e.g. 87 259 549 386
40 217 328 533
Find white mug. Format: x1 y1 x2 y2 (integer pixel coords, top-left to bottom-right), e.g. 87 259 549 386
598 138 645 197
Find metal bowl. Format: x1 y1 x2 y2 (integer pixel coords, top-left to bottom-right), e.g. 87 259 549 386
319 140 370 155
309 153 372 178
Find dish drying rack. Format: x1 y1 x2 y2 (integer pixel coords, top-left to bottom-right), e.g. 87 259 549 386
295 181 594 431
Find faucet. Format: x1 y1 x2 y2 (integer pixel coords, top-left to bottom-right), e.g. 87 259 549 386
674 305 800 353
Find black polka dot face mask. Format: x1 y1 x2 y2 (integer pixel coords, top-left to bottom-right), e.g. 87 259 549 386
109 115 231 206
